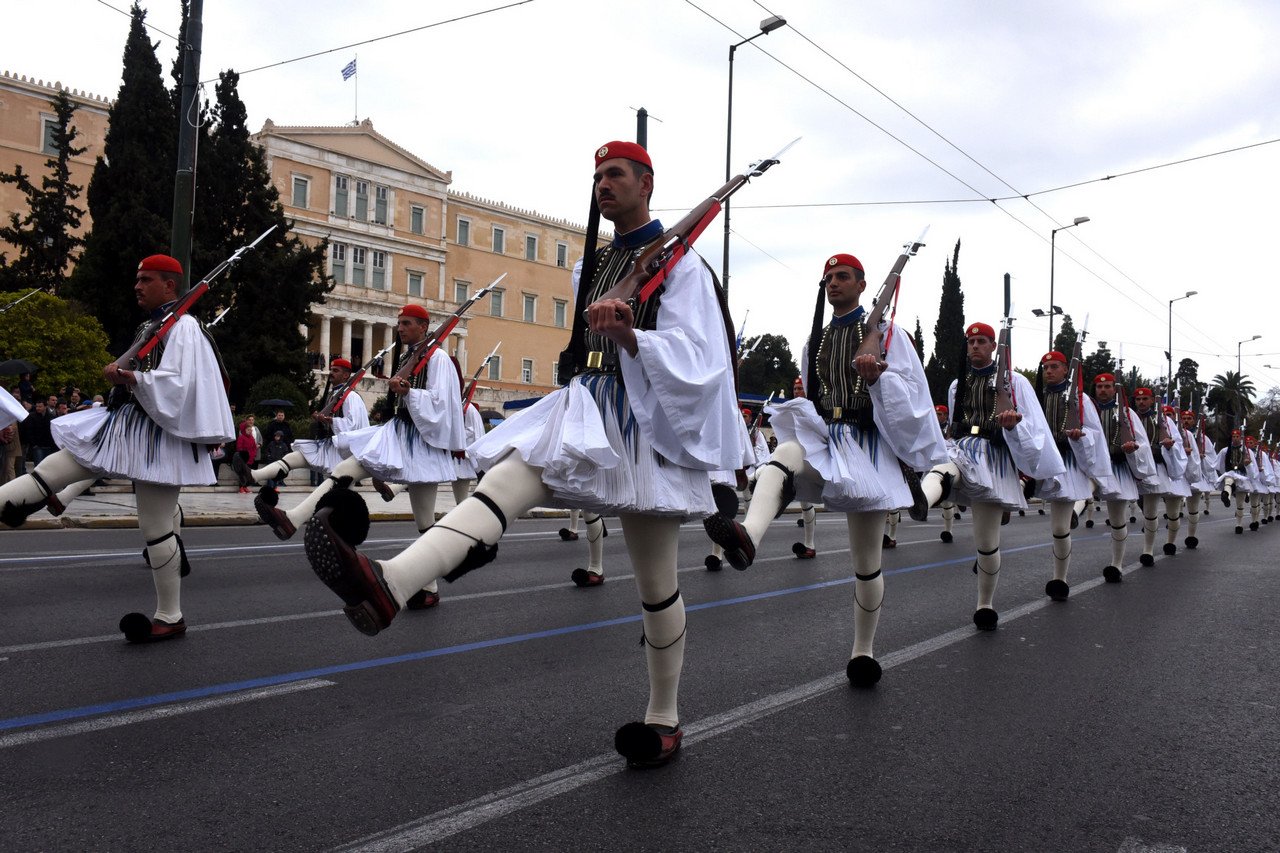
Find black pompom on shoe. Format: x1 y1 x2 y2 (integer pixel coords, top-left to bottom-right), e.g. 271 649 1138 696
940 530 953 543
1102 565 1122 583
1045 579 1069 601
846 656 882 688
315 478 370 547
1185 536 1199 549
1139 553 1155 567
973 608 999 630
704 555 722 572
1085 519 1095 528
791 542 816 559
1163 543 1177 556
558 527 579 541
1235 526 1244 534
1250 521 1259 532
614 722 682 769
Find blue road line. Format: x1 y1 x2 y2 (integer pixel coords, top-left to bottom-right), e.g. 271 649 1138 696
0 530 1119 734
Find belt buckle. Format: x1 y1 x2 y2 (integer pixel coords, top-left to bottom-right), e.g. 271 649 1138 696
832 406 842 419
586 351 603 369
971 425 981 435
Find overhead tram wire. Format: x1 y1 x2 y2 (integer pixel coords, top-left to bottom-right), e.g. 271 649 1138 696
689 1 1265 376
94 0 178 40
198 0 536 84
744 0 1274 369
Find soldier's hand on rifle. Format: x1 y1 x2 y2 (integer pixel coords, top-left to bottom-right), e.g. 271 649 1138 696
853 353 887 385
792 376 805 399
391 376 413 396
997 409 1022 430
1122 440 1138 453
312 412 332 425
1066 428 1084 441
103 362 136 387
587 298 637 358
1160 437 1174 449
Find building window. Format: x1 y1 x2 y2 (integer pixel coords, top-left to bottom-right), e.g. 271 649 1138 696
40 117 59 155
351 246 366 285
490 288 504 317
331 243 347 285
457 217 470 246
551 362 560 386
334 175 348 216
355 180 368 221
410 205 425 235
407 271 423 298
487 356 501 381
523 294 536 323
556 241 568 269
371 250 387 290
521 358 534 384
291 176 310 208
374 186 388 225
454 281 469 303
554 299 567 328
492 226 505 255
525 234 538 261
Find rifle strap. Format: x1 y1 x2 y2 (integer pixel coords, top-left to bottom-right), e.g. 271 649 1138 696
558 189 601 385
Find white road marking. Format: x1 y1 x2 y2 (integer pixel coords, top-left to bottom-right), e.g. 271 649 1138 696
331 559 1140 851
1117 838 1188 853
0 679 334 750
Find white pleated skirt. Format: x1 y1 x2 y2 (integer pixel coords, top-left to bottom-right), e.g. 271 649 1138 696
768 399 901 513
453 454 479 480
1137 460 1177 496
335 417 456 484
469 373 715 518
1036 445 1094 503
293 437 346 476
948 435 1026 510
51 402 215 486
1097 458 1140 502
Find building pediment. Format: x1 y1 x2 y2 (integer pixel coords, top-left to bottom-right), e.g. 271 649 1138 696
256 118 451 184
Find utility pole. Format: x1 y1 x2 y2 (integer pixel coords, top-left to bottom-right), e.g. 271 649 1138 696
171 0 203 294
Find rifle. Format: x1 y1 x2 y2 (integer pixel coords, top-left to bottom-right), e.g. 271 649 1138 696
853 228 929 363
993 315 1017 415
1062 314 1089 431
112 225 277 374
592 138 799 314
739 335 763 363
1116 383 1138 448
387 273 506 389
462 341 502 408
323 340 398 418
207 305 233 328
749 391 778 441
0 288 42 314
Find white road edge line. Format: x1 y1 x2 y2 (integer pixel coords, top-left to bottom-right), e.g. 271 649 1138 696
0 679 335 750
331 561 1137 852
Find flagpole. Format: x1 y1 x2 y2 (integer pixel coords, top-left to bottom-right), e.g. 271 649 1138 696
353 53 358 123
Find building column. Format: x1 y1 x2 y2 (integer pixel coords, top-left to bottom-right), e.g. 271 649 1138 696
382 322 395 355
317 313 331 366
340 317 353 363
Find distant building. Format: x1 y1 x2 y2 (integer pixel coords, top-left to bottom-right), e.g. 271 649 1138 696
0 71 111 259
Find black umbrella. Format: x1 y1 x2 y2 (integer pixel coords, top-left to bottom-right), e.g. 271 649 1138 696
257 398 294 408
0 358 38 375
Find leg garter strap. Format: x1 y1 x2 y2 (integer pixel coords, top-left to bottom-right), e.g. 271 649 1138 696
1052 532 1071 539
642 589 681 613
855 570 882 582
753 460 796 517
978 547 999 556
440 492 508 583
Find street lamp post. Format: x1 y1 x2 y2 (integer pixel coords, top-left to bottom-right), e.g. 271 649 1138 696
1048 216 1090 349
1167 290 1197 404
723 15 787 299
1238 334 1261 374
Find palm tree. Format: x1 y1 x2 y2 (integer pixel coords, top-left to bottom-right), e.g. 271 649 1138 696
1207 371 1257 431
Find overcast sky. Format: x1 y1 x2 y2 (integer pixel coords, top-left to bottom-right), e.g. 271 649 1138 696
9 0 1280 395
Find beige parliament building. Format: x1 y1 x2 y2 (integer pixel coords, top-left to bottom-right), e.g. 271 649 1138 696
1 71 592 419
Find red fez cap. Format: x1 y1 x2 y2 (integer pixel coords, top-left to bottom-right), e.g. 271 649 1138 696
741 407 753 417
1135 387 1153 397
965 322 995 340
1093 373 1116 383
138 254 183 275
935 405 949 414
399 304 430 321
1040 351 1067 365
1161 405 1175 414
1245 435 1256 444
1231 429 1241 437
330 358 352 370
595 141 652 170
823 253 864 275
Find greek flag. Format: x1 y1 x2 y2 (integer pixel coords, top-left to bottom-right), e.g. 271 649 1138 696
341 58 357 81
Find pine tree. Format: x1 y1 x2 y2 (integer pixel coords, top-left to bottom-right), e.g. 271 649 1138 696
924 239 964 403
64 3 176 353
0 90 87 291
738 333 800 398
194 70 330 407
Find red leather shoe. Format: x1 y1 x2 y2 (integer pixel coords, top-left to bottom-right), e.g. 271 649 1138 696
702 514 755 570
558 527 580 541
371 478 396 503
254 493 297 540
615 722 682 768
791 542 816 559
570 568 604 587
406 589 440 609
304 507 399 635
119 613 187 644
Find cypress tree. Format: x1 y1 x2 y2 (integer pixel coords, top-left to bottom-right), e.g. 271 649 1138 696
1053 314 1078 358
924 239 964 403
194 70 330 407
65 3 176 353
912 316 925 364
0 90 87 291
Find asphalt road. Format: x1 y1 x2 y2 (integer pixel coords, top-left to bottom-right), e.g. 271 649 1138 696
1 506 1276 852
